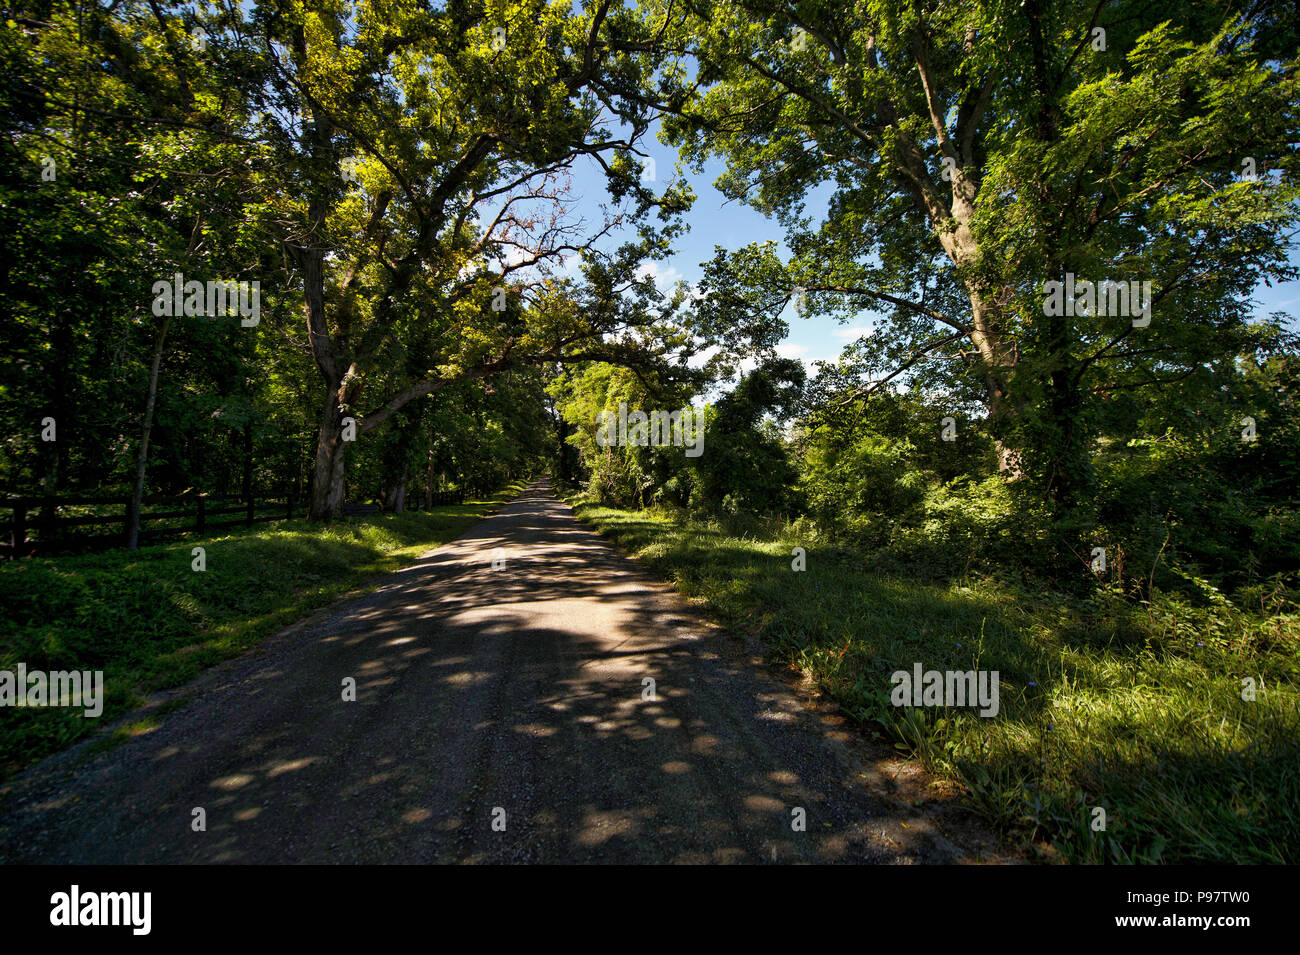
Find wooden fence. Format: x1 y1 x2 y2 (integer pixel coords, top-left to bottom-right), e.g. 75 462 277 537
2 488 466 559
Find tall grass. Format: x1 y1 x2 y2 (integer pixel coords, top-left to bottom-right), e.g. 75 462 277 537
569 497 1300 863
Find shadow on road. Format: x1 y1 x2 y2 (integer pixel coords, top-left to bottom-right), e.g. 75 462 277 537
0 481 1005 864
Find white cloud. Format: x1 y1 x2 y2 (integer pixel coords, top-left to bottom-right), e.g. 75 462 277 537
776 342 836 377
690 340 835 389
687 343 718 370
635 261 684 291
832 322 875 341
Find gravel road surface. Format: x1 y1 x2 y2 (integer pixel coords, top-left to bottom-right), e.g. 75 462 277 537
0 480 1009 864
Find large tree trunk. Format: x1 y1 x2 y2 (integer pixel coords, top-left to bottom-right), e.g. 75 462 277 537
45 309 73 496
308 386 351 521
1037 297 1096 578
1044 324 1088 511
290 233 364 522
986 386 1025 479
384 473 408 513
959 287 1025 479
379 406 422 512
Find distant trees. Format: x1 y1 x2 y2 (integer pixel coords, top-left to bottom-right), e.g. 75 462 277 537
694 357 805 516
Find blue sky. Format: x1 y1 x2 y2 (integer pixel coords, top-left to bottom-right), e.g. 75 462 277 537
532 116 1300 382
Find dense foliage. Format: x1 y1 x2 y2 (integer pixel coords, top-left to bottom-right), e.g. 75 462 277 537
2 0 1297 861
1 0 700 520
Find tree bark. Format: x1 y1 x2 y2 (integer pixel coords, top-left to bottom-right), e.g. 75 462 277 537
241 422 253 505
127 311 171 550
288 235 362 522
425 447 434 509
384 473 408 513
308 384 351 521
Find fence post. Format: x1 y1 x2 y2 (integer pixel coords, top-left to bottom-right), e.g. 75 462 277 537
196 493 206 534
11 504 27 559
246 492 255 526
40 494 56 550
286 487 294 521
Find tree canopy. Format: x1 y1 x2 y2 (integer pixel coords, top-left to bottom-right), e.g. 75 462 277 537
644 0 1298 526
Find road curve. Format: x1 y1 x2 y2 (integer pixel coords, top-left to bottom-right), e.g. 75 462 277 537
0 480 1007 864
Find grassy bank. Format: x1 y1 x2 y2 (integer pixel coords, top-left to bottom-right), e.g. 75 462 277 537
565 492 1299 863
0 481 527 779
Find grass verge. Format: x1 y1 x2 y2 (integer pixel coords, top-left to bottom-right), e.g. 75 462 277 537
564 490 1299 863
0 481 528 779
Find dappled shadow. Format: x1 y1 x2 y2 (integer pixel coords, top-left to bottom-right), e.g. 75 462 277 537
565 496 1300 863
0 481 986 864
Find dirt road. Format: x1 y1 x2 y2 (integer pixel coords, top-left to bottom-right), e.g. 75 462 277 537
0 480 1007 863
